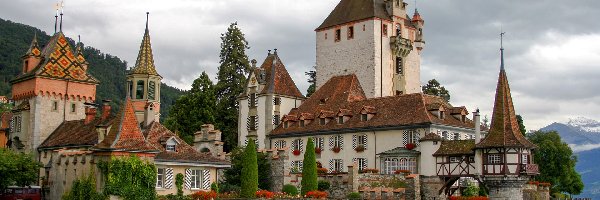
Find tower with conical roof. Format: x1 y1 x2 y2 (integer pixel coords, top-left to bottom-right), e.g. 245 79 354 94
10 30 99 153
315 0 425 98
127 12 162 125
475 33 538 200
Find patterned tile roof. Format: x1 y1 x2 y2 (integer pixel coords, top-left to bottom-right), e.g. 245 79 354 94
12 32 99 84
23 33 41 58
270 74 474 136
130 21 160 77
433 140 476 156
250 53 304 98
475 68 537 149
94 98 158 152
316 0 393 30
144 122 229 165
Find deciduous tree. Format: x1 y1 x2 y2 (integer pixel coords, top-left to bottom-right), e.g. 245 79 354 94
305 67 316 97
422 79 450 102
0 149 41 190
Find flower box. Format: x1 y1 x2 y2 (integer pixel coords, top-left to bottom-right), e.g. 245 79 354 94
332 146 341 153
355 145 365 152
317 168 328 174
315 147 322 154
293 149 301 156
405 143 416 150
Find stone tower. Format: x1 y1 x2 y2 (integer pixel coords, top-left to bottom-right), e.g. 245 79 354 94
237 50 305 149
127 12 162 124
475 41 539 200
10 32 99 153
315 0 425 98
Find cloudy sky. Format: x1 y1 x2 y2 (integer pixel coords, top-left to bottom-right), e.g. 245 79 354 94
2 0 600 131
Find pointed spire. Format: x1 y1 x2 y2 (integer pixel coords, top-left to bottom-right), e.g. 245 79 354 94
130 12 160 76
500 31 505 70
475 42 536 149
23 32 41 57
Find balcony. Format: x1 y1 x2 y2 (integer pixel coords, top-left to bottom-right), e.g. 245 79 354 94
522 164 539 175
390 36 413 57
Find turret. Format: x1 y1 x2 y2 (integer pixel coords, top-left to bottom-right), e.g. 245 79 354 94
412 9 425 51
21 33 42 74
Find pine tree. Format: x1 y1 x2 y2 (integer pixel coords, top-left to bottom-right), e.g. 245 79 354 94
240 138 258 198
301 138 318 195
164 72 216 144
215 22 251 151
422 79 451 102
305 67 316 97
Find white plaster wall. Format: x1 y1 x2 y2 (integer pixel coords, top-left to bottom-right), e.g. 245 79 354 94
419 141 440 176
33 96 87 153
237 98 249 147
256 95 267 149
155 165 218 196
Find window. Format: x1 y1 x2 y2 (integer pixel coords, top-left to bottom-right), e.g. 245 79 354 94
52 101 58 111
156 168 165 188
292 139 303 151
382 24 388 37
332 159 344 172
347 26 354 39
189 169 202 189
319 118 326 125
361 114 368 121
335 29 341 42
249 93 257 108
402 130 419 146
248 116 257 130
469 156 475 163
148 81 156 100
128 81 134 98
383 158 398 174
453 133 460 140
522 155 529 164
450 157 461 163
136 80 145 99
330 135 343 149
70 103 76 113
358 135 367 146
396 57 403 74
488 154 502 164
274 140 287 149
313 137 324 150
354 158 367 171
14 116 22 133
325 33 327 39
166 144 176 152
300 120 305 127
338 116 344 124
284 121 289 128
273 115 280 125
363 24 366 31
396 24 401 36
274 97 281 105
291 161 303 173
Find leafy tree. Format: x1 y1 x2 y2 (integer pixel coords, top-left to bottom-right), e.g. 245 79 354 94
516 115 526 135
222 147 271 191
301 138 318 195
422 79 450 102
461 182 479 197
175 173 184 197
305 67 316 97
528 130 583 196
164 72 216 144
62 172 106 200
0 149 41 189
240 138 258 198
0 102 12 113
97 155 157 200
215 22 252 152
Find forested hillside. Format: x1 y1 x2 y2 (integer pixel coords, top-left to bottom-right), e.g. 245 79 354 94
0 18 184 119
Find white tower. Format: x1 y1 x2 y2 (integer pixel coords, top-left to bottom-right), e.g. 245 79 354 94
315 0 425 98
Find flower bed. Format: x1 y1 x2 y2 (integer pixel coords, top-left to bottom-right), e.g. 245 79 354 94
449 196 489 200
394 169 411 174
305 190 328 199
256 190 274 198
191 190 217 200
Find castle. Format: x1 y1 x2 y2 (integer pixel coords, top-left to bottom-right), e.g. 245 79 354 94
238 0 539 199
8 13 229 200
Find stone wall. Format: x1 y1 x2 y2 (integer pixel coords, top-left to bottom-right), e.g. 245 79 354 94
522 183 550 200
420 175 445 200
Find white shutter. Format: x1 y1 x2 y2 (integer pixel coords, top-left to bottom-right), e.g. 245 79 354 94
352 135 357 149
184 168 192 189
363 135 368 149
165 168 174 189
202 170 211 190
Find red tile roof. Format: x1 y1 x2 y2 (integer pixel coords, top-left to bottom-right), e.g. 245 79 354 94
144 122 229 165
434 140 476 156
255 53 305 98
38 117 115 149
316 0 392 31
94 98 158 152
475 69 537 149
270 74 474 136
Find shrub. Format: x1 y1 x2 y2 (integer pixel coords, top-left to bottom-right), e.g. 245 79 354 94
176 173 184 197
317 168 328 174
305 190 328 199
240 138 259 198
347 192 361 199
62 173 106 200
216 192 239 199
219 183 240 193
97 155 157 200
210 182 219 193
282 184 298 196
191 190 217 200
317 180 330 191
301 138 318 195
462 183 479 197
255 190 274 198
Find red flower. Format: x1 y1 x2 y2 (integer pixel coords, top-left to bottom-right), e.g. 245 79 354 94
405 143 416 150
191 190 217 200
305 190 328 199
355 145 365 152
256 190 274 198
332 146 341 153
293 149 301 156
315 147 322 154
317 168 328 174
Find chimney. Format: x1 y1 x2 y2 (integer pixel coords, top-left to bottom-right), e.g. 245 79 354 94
474 109 481 143
84 106 97 124
144 103 155 127
101 100 111 120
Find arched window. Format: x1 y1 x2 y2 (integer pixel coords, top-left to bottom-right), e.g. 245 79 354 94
409 158 417 173
383 158 400 174
136 80 145 99
128 81 134 98
399 158 408 170
396 57 403 74
148 81 156 100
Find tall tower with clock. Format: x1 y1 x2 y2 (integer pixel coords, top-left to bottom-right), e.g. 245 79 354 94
127 12 162 124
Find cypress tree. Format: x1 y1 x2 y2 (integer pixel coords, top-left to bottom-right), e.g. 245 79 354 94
301 138 318 195
240 138 258 198
215 22 252 151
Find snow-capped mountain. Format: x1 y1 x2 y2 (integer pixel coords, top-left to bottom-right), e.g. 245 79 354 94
540 117 600 146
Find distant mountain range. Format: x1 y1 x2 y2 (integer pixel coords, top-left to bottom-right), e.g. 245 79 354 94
540 117 600 199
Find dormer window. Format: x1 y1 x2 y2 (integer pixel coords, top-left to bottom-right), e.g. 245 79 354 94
361 114 368 121
338 116 344 124
319 118 326 125
166 144 176 152
164 137 178 152
461 115 466 123
284 121 289 128
439 111 445 119
300 120 305 127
